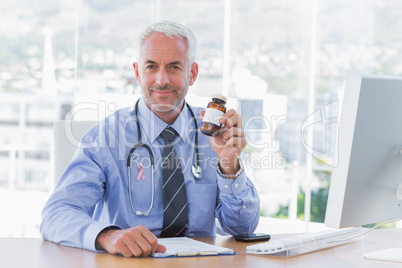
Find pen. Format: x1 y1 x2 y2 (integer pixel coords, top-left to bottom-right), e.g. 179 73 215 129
177 251 219 257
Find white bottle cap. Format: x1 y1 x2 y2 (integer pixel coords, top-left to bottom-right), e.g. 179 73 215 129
212 94 227 103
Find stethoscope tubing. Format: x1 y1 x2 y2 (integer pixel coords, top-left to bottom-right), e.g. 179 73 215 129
127 98 201 216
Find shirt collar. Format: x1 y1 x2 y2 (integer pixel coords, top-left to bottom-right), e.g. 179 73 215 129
137 97 191 144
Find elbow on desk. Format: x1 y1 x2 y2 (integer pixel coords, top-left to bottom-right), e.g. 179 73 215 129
219 207 261 236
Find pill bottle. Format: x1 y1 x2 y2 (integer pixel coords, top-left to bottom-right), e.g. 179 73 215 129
201 94 227 137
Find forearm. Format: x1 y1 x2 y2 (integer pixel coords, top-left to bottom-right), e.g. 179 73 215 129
40 200 117 252
40 176 114 251
215 171 260 235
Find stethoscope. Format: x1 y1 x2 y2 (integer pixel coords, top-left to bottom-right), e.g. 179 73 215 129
127 99 203 216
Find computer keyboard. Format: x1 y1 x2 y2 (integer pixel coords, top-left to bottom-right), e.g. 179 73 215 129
246 227 363 257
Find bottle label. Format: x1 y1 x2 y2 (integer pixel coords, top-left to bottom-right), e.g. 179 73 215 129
203 108 224 125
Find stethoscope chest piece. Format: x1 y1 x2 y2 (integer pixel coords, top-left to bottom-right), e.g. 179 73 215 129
192 164 203 179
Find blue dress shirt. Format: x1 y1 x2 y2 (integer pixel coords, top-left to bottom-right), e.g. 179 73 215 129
40 98 260 252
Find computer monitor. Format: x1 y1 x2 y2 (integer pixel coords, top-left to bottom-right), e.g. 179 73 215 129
325 74 402 229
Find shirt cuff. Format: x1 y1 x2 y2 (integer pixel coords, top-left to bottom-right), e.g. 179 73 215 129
83 221 121 252
216 158 244 179
217 168 247 195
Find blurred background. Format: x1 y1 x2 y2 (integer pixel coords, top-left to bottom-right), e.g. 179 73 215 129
1 0 402 237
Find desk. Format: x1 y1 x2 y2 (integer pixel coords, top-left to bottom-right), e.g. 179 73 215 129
2 229 402 268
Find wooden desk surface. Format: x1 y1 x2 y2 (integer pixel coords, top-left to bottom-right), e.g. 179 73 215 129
2 229 402 268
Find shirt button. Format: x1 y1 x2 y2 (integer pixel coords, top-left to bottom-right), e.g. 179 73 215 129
235 183 239 188
225 185 229 189
243 205 247 209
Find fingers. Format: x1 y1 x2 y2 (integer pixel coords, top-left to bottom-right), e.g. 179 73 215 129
222 124 245 141
222 134 247 149
200 108 246 149
106 226 163 258
220 109 242 130
219 110 246 148
134 226 159 254
122 227 154 257
156 243 167 253
199 109 205 120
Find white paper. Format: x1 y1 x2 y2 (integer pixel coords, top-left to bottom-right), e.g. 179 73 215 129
151 237 234 258
363 248 402 263
203 108 224 125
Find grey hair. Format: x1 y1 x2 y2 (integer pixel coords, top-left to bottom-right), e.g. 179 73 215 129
137 20 197 65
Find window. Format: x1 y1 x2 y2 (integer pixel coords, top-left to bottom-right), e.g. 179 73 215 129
1 0 402 237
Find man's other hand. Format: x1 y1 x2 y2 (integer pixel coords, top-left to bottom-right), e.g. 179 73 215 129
95 226 166 257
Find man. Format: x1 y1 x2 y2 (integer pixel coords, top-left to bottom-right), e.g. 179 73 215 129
41 20 260 257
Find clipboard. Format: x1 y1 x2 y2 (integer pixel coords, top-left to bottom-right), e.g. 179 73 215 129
151 237 236 258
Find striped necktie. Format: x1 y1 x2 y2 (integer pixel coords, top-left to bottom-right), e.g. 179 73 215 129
160 127 188 237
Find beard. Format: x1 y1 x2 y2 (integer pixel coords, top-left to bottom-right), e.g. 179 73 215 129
143 85 187 113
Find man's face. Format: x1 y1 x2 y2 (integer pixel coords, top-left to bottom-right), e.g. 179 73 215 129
134 32 198 113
